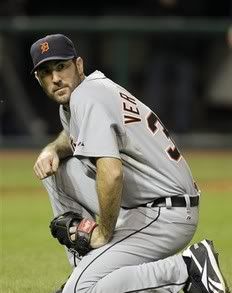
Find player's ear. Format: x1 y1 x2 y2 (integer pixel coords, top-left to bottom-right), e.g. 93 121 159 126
34 71 42 86
75 57 84 77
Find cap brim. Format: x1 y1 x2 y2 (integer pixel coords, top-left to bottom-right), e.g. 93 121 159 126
30 55 76 74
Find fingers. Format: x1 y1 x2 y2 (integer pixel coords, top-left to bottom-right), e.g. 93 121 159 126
70 227 76 233
33 152 60 180
70 226 77 241
34 160 51 179
51 155 59 173
34 163 48 179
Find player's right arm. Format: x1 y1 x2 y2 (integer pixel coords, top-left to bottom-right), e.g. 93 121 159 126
33 130 72 179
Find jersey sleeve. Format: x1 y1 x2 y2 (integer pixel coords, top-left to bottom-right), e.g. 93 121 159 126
72 100 123 159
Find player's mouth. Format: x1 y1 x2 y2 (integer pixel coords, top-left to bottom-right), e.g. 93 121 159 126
54 87 67 93
54 87 70 97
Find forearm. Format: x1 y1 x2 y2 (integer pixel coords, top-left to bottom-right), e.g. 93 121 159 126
45 130 72 159
96 158 123 241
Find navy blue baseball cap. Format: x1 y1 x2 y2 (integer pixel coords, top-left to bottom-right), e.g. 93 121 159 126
30 34 78 73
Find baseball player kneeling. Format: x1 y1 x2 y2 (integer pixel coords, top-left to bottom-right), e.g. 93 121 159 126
31 34 229 293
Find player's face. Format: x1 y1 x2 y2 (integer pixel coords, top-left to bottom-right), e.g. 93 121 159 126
36 58 84 105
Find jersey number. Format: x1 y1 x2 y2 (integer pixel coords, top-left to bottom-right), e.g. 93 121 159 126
147 112 181 161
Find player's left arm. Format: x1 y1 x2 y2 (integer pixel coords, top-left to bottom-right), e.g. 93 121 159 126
90 157 123 248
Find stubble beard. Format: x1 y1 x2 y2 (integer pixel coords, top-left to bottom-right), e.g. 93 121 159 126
45 86 71 105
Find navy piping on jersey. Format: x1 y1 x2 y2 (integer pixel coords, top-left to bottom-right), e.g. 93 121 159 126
73 207 161 293
124 281 186 292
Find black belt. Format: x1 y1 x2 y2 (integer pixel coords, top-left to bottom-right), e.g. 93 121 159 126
149 196 199 207
122 196 199 210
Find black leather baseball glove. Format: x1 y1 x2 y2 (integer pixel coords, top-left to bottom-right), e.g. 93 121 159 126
49 211 97 256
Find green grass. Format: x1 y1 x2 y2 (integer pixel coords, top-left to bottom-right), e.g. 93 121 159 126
1 151 70 293
1 195 70 293
1 149 232 292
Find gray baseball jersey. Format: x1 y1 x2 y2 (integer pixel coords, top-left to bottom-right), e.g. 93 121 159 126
42 70 201 293
59 70 198 209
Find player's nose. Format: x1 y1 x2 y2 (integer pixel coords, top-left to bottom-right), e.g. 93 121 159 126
51 70 61 83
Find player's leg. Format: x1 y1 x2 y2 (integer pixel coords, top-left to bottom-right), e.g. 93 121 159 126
62 204 199 293
89 254 187 293
85 240 229 293
62 216 229 293
42 157 100 218
41 156 100 287
82 240 229 293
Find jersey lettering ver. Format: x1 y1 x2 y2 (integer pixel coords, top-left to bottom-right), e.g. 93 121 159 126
59 70 198 208
120 92 142 124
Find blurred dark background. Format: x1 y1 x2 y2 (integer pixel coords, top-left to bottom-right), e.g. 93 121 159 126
0 0 232 148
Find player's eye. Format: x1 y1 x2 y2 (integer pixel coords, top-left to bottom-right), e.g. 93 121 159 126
56 63 65 71
39 68 51 77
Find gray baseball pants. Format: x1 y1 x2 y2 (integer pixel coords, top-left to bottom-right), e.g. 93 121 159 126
42 157 199 293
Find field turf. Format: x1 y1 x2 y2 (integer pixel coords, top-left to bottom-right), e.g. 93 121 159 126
1 149 231 292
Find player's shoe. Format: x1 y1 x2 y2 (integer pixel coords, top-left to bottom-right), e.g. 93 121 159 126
182 239 230 293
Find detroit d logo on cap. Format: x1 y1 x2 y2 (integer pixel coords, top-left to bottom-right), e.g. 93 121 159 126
40 42 49 54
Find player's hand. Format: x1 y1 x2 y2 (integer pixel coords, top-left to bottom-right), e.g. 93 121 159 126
89 226 111 248
33 148 60 179
69 225 109 249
